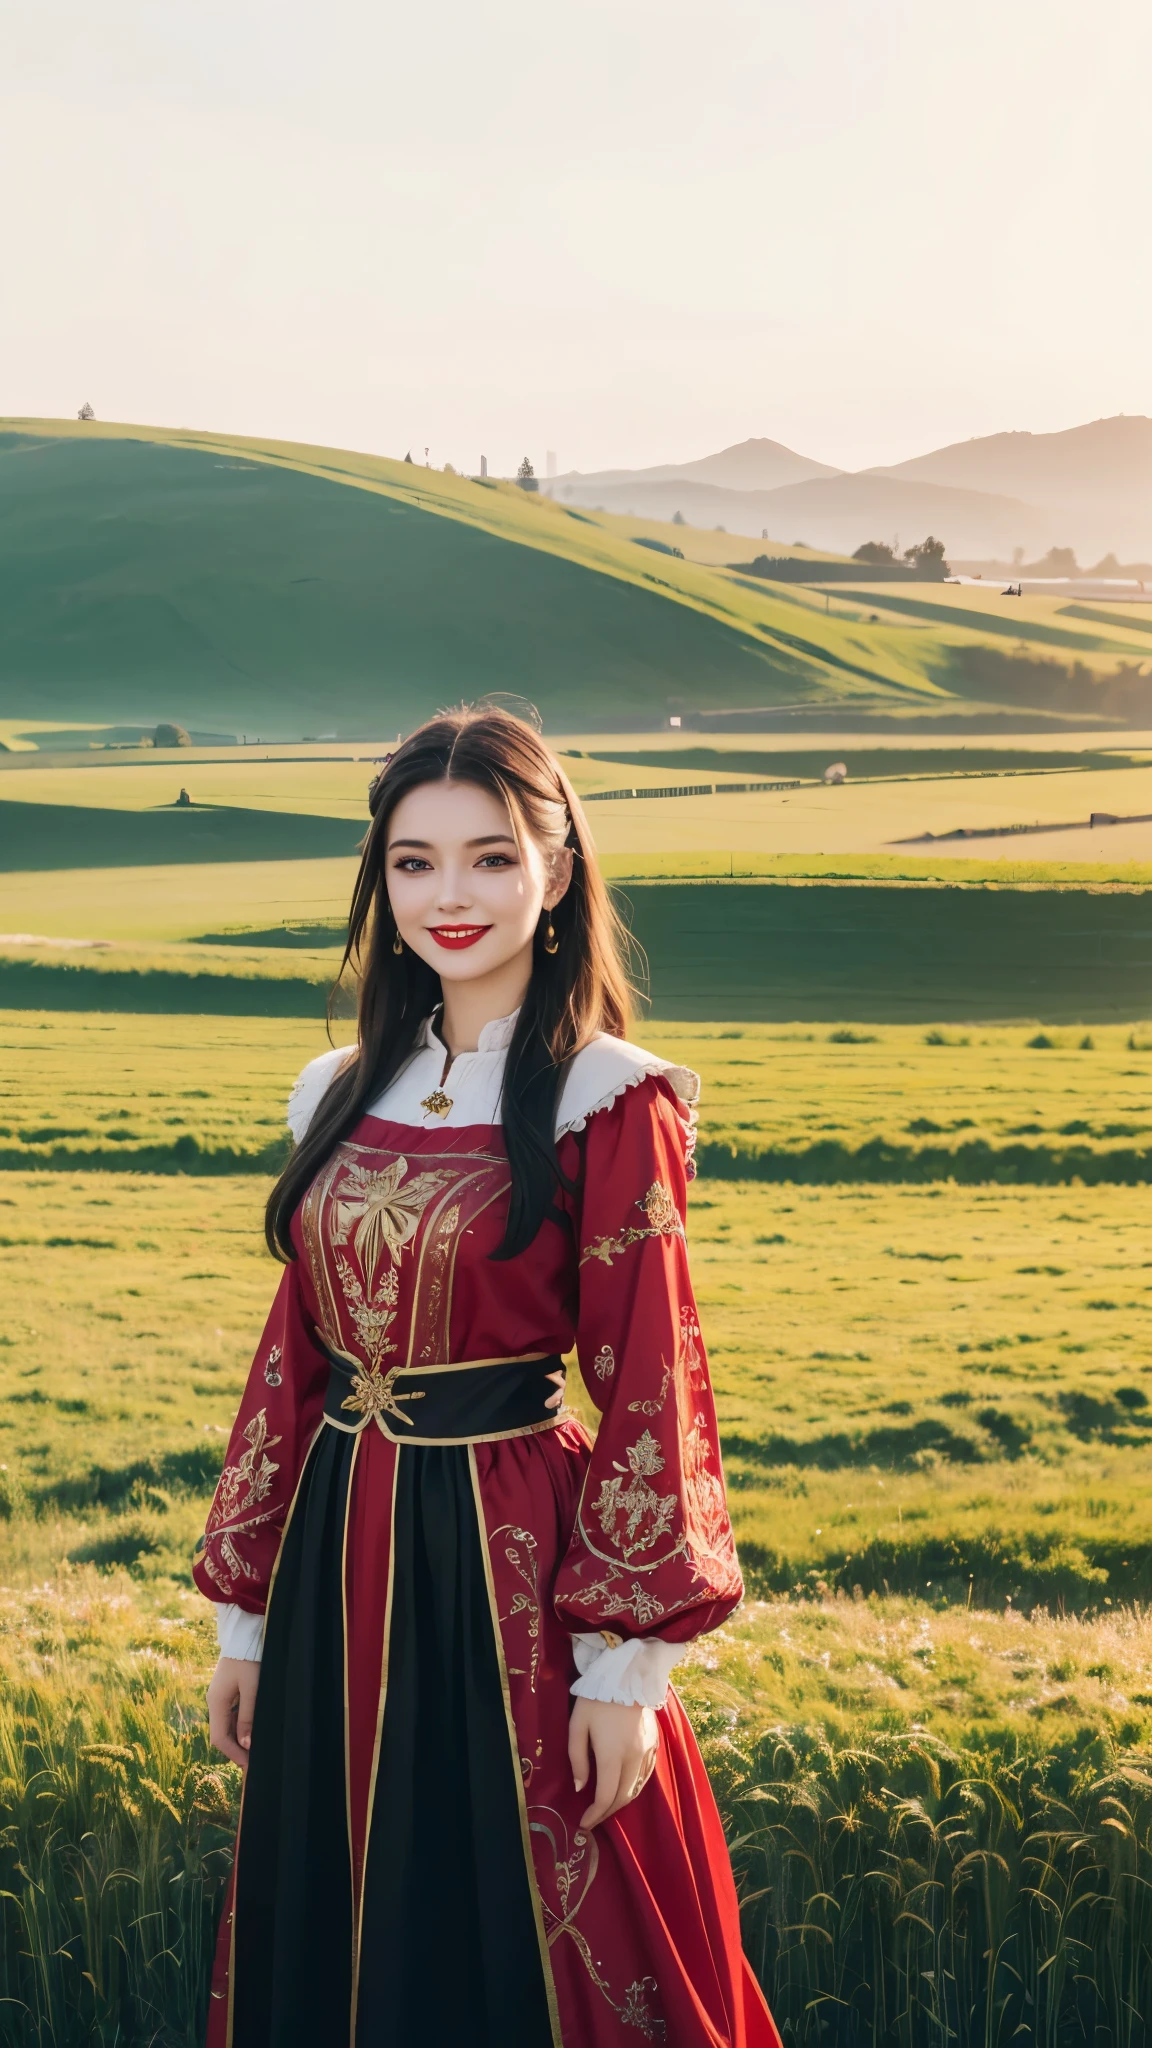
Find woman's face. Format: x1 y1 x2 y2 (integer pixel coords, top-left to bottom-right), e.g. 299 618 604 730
385 777 572 987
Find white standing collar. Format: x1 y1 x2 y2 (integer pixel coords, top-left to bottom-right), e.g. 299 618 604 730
287 1017 699 1142
418 1007 521 1055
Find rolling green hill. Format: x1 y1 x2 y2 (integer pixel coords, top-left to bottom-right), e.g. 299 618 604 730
5 419 1152 741
0 421 894 736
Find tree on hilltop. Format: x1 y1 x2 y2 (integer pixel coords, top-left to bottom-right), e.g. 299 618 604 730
904 535 950 580
77 402 95 420
853 540 896 566
516 456 538 493
1038 546 1079 577
154 722 191 748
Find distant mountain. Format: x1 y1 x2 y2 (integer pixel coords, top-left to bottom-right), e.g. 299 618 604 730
870 415 1152 504
553 473 1051 559
556 436 838 495
728 474 1053 562
867 416 1152 559
555 415 1152 562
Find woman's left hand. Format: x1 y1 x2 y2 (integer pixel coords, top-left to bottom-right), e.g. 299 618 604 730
568 1697 659 1829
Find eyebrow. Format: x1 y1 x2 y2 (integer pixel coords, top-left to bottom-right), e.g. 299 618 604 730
387 834 519 850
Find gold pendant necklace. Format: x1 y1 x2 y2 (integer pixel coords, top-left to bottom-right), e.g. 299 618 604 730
420 1087 453 1118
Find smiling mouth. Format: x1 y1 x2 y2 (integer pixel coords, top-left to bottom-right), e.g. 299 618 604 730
427 925 492 950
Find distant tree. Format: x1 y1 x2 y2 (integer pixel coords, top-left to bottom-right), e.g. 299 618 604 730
154 722 191 748
404 451 414 464
853 540 896 566
443 462 457 475
713 524 726 534
517 456 535 479
77 402 95 421
903 535 950 580
1039 546 1079 577
671 510 686 526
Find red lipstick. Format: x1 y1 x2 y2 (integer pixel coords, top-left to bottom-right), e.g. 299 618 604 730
427 925 492 950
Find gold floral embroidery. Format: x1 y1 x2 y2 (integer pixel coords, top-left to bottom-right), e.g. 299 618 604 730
668 1301 740 1593
215 1409 282 1523
490 1523 542 1691
681 1412 740 1592
262 1344 283 1388
418 1202 460 1361
580 1182 684 1268
340 1362 426 1428
628 1363 671 1417
592 1345 615 1381
334 1254 400 1369
203 1409 284 1591
529 1810 667 2040
564 1565 666 1627
593 1428 678 1561
677 1304 704 1387
620 1983 665 2039
331 1158 451 1288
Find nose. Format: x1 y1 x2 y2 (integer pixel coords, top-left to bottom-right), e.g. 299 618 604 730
435 862 473 912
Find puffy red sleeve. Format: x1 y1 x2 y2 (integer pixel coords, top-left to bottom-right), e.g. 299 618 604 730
193 1260 329 1614
553 1075 743 1645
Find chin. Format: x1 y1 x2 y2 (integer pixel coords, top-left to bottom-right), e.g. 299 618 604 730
418 943 512 979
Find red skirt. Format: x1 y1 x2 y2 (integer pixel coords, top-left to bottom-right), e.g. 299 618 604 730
207 1415 780 2047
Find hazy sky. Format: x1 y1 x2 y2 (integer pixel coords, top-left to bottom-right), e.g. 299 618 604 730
3 0 1149 475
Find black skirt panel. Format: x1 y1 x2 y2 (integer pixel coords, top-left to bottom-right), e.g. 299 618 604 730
230 1424 356 2048
355 1445 555 2048
227 1429 554 2048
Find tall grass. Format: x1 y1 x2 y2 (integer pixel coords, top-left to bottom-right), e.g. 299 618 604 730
0 1678 235 2048
717 1721 1152 2045
3 1678 1151 2044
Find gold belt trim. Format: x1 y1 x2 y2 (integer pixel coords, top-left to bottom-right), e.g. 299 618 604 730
320 1345 567 1447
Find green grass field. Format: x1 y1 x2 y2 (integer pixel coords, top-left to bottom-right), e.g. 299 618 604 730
7 694 1152 2035
5 1011 1152 1624
7 865 1152 1026
4 1009 1152 2040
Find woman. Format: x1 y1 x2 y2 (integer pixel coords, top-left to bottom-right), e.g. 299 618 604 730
197 707 779 2048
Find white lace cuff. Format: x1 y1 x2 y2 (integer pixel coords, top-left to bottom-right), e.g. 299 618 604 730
216 1603 265 1661
570 1633 681 1708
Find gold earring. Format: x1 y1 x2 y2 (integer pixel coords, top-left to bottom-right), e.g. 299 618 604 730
393 931 403 956
544 916 558 955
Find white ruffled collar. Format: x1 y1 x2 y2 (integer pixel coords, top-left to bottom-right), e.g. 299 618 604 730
286 1022 699 1144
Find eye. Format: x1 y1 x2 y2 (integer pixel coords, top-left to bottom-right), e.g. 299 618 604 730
476 853 516 869
393 855 433 872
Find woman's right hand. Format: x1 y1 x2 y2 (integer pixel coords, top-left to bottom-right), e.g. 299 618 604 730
207 1655 261 1769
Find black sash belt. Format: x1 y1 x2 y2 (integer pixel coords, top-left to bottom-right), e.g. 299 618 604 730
320 1343 566 1446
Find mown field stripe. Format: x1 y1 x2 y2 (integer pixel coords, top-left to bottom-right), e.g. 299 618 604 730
4 1134 1150 1182
696 1136 1152 1183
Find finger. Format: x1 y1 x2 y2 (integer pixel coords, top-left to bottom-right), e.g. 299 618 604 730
568 1715 591 1795
600 1764 645 1820
545 1371 565 1411
581 1755 622 1830
208 1694 247 1770
605 1736 660 1818
235 1670 260 1752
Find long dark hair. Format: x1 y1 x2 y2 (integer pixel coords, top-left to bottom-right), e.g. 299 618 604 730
265 706 635 1263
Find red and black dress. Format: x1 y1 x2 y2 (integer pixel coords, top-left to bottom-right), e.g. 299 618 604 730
195 1013 780 2048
